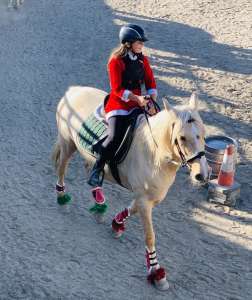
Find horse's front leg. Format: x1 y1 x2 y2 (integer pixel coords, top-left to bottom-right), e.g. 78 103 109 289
138 199 169 291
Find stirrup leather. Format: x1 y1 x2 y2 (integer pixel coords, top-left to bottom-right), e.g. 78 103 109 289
87 166 105 187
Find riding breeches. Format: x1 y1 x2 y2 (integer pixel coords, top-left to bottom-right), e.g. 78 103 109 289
98 109 141 164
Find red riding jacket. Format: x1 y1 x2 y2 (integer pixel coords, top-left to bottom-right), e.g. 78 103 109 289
104 53 157 119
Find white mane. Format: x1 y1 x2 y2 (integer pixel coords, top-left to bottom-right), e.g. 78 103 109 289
132 105 204 172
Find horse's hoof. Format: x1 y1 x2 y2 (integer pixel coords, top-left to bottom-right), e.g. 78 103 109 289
154 277 170 291
89 203 107 223
147 267 169 291
111 219 125 239
112 228 123 239
57 193 71 205
57 203 71 214
94 212 105 224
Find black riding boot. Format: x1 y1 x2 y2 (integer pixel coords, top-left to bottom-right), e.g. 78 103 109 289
87 155 106 187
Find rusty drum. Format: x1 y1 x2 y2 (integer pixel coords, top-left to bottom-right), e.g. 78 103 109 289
205 135 238 179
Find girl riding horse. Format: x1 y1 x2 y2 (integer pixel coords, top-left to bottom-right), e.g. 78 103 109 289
53 24 209 291
87 24 158 188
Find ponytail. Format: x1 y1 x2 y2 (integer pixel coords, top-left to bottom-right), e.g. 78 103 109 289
108 43 131 62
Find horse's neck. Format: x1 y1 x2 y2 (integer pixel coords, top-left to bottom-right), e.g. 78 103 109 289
119 110 179 191
143 111 174 160
133 110 176 170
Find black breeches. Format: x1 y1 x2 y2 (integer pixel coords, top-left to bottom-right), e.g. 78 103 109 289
97 109 141 164
100 115 131 162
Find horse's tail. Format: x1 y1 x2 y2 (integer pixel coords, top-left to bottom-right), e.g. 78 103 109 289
51 139 61 171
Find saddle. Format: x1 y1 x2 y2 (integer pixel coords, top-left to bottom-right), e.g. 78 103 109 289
78 96 144 187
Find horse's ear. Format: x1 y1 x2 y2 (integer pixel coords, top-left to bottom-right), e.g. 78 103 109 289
189 92 198 110
163 98 178 127
162 98 172 111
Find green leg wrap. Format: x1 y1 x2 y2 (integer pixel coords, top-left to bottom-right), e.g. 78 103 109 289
89 203 108 214
57 193 71 205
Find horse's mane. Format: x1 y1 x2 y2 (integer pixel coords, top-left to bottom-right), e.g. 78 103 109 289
133 105 204 171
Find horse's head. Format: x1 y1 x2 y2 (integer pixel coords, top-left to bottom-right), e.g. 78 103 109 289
164 92 210 183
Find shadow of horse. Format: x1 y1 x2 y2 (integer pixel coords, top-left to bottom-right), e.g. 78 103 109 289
108 10 252 211
2 0 251 297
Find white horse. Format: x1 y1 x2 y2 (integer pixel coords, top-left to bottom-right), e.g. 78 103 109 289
8 0 24 9
52 86 209 290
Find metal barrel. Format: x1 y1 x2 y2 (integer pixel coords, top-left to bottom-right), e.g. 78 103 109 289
204 135 238 178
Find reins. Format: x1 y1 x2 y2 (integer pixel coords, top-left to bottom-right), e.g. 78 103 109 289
142 97 161 148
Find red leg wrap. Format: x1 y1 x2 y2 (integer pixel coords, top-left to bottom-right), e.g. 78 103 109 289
91 187 105 204
112 208 130 234
112 219 125 233
147 267 166 284
114 208 130 224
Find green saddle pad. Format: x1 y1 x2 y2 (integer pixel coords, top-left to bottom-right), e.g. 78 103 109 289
78 113 107 155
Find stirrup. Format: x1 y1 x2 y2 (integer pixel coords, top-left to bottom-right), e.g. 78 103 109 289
87 168 105 187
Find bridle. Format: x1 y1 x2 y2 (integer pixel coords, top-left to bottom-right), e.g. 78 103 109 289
174 138 205 168
143 99 205 169
172 118 205 168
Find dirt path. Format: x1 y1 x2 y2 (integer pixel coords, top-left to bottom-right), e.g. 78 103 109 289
0 1 251 299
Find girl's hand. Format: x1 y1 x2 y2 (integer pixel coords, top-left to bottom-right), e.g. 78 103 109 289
146 98 158 116
147 103 157 116
136 96 149 107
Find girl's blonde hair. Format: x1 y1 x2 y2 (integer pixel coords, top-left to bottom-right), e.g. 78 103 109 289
108 43 130 62
108 42 147 63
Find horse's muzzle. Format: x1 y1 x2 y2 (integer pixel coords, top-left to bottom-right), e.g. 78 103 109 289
187 151 205 164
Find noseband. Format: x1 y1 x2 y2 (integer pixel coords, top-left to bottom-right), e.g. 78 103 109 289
174 139 205 168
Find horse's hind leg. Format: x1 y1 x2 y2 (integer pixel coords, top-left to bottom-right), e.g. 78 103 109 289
111 199 138 238
53 136 76 205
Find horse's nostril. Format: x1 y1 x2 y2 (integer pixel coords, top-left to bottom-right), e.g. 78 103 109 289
195 174 204 182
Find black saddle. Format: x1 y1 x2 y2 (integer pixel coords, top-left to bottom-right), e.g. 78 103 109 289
93 106 143 187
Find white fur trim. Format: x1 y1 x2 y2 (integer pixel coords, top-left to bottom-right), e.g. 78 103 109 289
147 89 158 96
122 89 131 101
106 108 139 120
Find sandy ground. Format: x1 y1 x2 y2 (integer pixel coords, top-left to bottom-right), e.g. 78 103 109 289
0 0 252 299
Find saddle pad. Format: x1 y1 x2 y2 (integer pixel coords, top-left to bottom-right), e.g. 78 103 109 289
78 108 143 187
78 113 107 155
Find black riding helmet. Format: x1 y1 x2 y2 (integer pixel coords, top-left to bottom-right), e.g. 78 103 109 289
119 24 148 44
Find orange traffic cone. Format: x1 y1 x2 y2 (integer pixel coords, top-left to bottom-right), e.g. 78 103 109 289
217 144 235 186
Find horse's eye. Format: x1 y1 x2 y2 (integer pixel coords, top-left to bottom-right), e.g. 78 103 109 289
180 136 186 142
188 118 195 123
